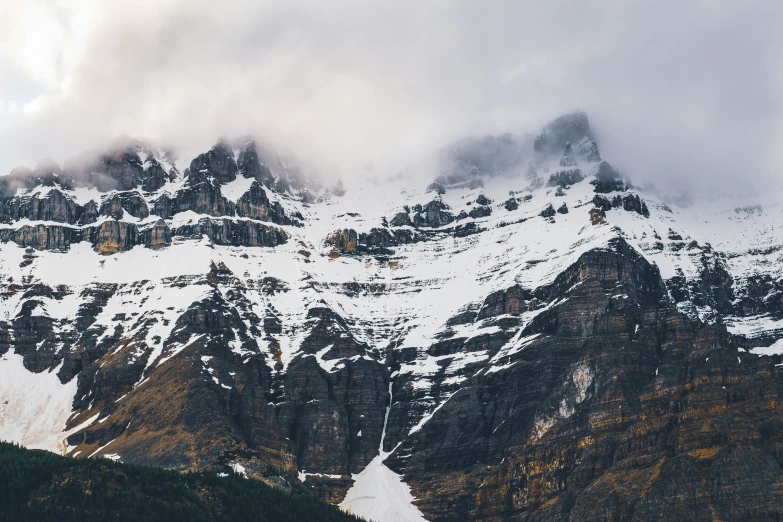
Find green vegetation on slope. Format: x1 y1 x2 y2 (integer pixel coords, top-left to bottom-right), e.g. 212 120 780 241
0 442 363 522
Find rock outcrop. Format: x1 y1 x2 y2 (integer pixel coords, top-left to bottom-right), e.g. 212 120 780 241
189 140 238 184
412 199 455 228
534 111 601 164
592 193 650 217
547 169 584 188
325 227 425 255
387 239 783 521
172 218 288 247
3 113 783 522
176 172 235 217
540 204 556 218
237 138 279 189
6 188 80 224
140 157 174 192
504 197 519 211
236 181 302 226
90 220 139 254
140 219 172 249
90 150 147 191
0 224 81 251
99 191 150 220
79 201 99 225
592 161 626 193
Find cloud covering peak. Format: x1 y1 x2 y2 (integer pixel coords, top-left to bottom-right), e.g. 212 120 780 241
1 0 781 197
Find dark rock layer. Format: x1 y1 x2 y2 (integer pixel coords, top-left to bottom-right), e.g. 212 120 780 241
384 239 783 521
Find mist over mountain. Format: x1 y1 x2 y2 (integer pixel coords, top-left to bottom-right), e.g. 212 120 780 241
1 0 781 199
0 107 782 521
2 2 783 522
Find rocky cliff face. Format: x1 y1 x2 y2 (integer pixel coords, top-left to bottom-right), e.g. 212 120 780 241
386 239 783 521
0 139 300 254
1 113 782 522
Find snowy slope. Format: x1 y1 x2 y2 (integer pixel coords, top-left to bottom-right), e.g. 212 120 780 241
1 120 782 521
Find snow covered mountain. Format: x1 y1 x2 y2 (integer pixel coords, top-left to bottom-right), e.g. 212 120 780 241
2 112 783 521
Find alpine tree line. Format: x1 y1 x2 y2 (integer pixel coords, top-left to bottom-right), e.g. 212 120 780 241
0 442 365 522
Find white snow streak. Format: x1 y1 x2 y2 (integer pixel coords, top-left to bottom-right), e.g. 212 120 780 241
0 350 81 453
340 382 428 522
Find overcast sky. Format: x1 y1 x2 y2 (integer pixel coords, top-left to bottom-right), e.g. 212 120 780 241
0 0 781 197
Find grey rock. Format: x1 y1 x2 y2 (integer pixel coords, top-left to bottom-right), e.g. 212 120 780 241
189 140 237 185
547 169 584 188
591 161 626 193
172 217 287 247
468 205 492 219
540 204 556 218
237 139 277 188
236 181 302 226
389 211 412 227
426 182 446 195
99 191 149 220
559 142 578 167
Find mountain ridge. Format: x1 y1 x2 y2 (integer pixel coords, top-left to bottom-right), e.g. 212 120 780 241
1 112 782 521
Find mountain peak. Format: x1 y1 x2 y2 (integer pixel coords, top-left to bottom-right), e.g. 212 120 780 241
534 110 600 162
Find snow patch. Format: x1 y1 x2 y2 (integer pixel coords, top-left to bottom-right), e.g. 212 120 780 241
0 350 80 453
751 339 783 356
340 382 428 521
220 176 255 202
230 461 248 478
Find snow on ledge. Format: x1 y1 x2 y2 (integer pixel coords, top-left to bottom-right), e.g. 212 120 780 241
751 338 783 357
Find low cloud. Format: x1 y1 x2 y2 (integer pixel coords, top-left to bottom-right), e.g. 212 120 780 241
0 0 781 200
